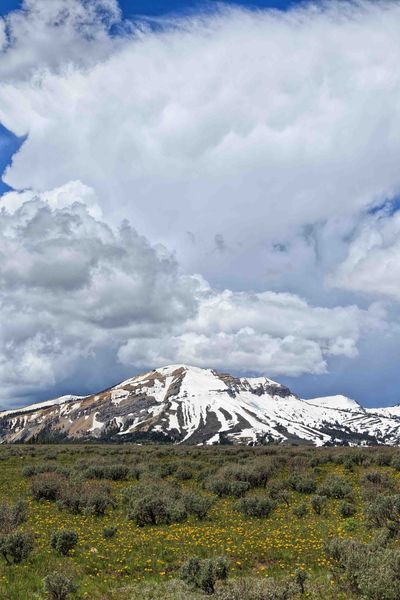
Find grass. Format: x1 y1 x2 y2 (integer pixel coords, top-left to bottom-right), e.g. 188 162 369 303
0 443 399 599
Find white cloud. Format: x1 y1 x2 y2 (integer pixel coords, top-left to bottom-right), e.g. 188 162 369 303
0 0 399 404
331 209 400 301
118 287 385 377
0 186 198 400
0 0 123 81
1 1 400 290
0 186 383 403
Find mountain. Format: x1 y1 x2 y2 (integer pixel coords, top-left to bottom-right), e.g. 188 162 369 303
1 364 400 445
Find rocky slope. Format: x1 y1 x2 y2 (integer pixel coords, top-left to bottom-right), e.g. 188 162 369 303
1 365 400 445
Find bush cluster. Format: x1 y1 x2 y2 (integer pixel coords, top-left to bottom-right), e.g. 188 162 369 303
31 473 115 516
180 556 229 594
325 535 400 600
237 497 276 518
43 573 77 600
124 482 212 526
51 530 78 556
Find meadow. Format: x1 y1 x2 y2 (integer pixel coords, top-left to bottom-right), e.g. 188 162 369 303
0 443 400 599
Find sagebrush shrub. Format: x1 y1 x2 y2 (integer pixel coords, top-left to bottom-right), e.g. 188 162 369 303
125 482 187 527
292 503 308 518
391 456 400 471
214 576 296 600
310 495 327 515
287 474 316 494
0 500 27 533
57 481 115 516
85 464 128 481
43 573 77 600
175 466 193 481
205 477 250 498
294 568 308 594
268 481 290 506
103 526 117 538
180 556 229 594
325 536 400 600
319 475 353 499
51 530 78 556
31 473 66 501
339 500 356 518
183 492 213 520
0 531 34 564
237 497 276 518
365 494 400 536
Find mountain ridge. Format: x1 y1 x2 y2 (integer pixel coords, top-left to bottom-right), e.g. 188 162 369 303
1 364 399 446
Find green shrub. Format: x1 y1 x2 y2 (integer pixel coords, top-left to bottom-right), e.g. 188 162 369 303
125 482 187 527
237 497 276 518
339 500 356 518
0 531 34 564
51 530 78 556
310 495 327 515
103 525 117 538
180 556 229 594
294 568 308 594
205 478 250 498
175 466 193 481
287 474 316 494
85 464 129 481
57 481 115 516
319 475 353 499
0 500 27 533
183 492 213 520
343 517 358 533
292 503 308 518
43 573 77 600
214 576 296 600
365 494 400 536
31 473 66 501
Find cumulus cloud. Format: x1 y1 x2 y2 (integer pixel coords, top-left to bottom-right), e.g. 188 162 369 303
0 0 400 291
0 185 198 400
331 209 400 301
0 0 399 404
0 0 124 80
118 287 385 377
0 185 383 403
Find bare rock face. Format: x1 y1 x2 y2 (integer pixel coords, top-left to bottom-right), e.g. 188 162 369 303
1 364 400 446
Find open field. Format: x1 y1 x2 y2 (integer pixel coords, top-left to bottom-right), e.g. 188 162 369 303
1 444 400 599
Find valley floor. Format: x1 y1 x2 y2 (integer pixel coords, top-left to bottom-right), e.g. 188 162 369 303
0 443 399 599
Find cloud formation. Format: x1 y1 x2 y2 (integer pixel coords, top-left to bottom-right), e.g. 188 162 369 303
0 185 198 400
2 1 400 291
332 209 400 302
0 0 399 405
119 288 385 377
0 185 382 402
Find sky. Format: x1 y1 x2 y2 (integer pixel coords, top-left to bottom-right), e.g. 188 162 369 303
0 0 400 409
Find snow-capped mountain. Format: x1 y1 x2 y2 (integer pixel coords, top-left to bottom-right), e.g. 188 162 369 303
1 365 400 445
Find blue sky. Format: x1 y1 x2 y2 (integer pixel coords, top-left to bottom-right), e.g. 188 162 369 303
0 0 296 17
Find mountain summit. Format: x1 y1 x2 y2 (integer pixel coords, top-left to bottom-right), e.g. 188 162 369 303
1 365 400 445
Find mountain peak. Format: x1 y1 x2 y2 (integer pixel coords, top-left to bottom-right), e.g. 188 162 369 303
1 365 400 446
304 394 363 412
